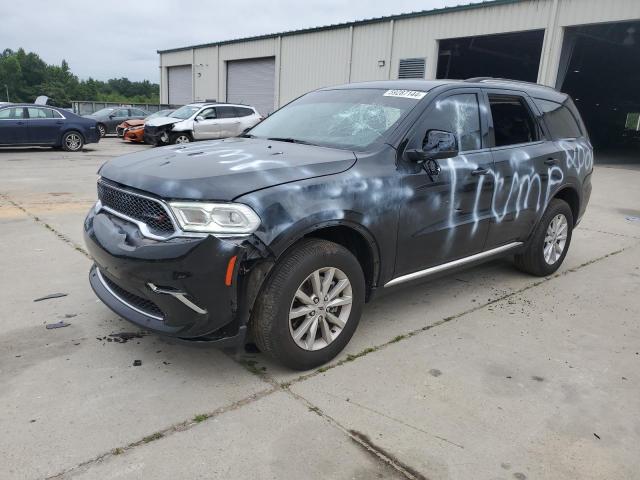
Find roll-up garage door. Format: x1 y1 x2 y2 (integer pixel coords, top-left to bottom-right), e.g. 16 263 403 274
167 65 192 106
227 57 275 116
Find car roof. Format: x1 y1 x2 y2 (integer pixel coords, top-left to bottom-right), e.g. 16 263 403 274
0 103 64 109
321 78 568 103
186 102 255 109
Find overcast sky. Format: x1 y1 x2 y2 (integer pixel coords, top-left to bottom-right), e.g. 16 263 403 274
2 0 465 83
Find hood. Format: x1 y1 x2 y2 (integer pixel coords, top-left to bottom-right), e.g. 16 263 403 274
146 116 181 127
98 137 357 201
121 119 144 128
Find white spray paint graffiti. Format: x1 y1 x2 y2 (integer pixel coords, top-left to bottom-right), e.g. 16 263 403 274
441 138 593 237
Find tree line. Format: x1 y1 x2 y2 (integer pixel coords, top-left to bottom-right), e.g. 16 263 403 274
0 48 159 107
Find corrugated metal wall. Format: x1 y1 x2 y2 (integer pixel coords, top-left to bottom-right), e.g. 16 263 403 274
279 28 352 104
160 0 640 106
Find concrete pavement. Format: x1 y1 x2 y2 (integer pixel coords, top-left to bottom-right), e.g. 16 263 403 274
1 139 639 479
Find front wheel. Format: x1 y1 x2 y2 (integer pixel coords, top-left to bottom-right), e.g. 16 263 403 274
61 131 84 152
97 123 106 137
170 132 192 144
514 198 573 276
250 239 365 370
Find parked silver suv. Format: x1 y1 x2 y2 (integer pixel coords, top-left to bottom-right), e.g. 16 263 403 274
143 102 262 145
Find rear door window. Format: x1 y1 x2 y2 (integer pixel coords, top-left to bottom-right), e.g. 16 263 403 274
216 106 238 119
27 107 55 119
533 98 582 139
488 95 539 147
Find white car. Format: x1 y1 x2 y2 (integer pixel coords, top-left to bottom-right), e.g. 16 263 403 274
144 103 262 145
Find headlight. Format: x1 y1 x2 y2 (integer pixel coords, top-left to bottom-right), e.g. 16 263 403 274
169 202 261 235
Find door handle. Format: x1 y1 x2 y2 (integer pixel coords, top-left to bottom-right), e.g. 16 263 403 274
471 167 489 176
544 158 559 166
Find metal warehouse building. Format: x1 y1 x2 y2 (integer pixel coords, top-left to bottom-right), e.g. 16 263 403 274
158 0 640 159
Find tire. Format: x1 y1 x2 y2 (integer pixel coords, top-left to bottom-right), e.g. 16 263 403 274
97 124 106 137
514 198 573 276
250 239 365 370
61 131 84 152
170 132 192 144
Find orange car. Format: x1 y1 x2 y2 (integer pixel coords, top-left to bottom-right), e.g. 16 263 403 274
119 109 175 143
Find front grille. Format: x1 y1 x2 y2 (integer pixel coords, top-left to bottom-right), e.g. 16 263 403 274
97 180 175 235
101 272 164 320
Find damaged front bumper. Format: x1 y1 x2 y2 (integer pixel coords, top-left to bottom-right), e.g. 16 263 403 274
143 125 173 146
84 207 271 347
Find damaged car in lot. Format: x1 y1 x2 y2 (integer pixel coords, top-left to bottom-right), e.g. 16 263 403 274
143 102 262 145
119 109 175 143
84 79 593 370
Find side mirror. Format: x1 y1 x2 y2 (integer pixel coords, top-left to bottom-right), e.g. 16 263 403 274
108 114 115 119
406 130 458 163
195 115 204 122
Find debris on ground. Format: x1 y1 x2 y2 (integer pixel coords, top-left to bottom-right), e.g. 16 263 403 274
63 313 77 318
133 360 142 366
34 293 68 302
45 321 70 330
625 216 640 223
594 433 601 439
95 331 149 344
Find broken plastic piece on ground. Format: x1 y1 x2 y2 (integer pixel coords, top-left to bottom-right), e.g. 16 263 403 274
625 216 640 223
133 360 142 366
34 293 68 302
46 321 70 329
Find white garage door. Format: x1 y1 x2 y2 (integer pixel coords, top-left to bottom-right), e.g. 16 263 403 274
168 65 192 106
227 57 275 116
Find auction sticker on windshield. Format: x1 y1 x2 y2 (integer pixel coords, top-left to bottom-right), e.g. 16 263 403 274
383 89 427 100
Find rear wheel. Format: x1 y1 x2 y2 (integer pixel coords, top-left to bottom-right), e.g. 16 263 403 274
170 132 192 144
97 123 106 137
250 239 365 370
514 198 573 276
61 131 84 152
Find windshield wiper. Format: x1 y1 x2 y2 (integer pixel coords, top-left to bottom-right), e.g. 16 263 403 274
266 137 317 146
239 133 255 138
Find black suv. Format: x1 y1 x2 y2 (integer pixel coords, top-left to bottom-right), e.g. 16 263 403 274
84 79 593 370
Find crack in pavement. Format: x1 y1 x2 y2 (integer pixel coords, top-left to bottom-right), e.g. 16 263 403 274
332 395 465 450
45 385 279 479
285 387 429 480
579 226 640 240
0 192 91 259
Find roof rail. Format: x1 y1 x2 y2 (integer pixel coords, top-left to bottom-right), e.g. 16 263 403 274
464 77 556 89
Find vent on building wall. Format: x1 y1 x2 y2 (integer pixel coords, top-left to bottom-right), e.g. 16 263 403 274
398 58 426 79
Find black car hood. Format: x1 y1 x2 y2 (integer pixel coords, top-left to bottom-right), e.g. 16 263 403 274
98 137 357 201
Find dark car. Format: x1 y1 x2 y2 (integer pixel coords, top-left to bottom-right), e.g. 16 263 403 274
84 79 593 369
84 107 148 137
0 104 100 151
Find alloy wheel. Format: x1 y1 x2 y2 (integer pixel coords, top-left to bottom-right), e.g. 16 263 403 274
65 133 82 151
174 135 190 144
288 267 352 351
543 213 568 264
